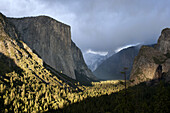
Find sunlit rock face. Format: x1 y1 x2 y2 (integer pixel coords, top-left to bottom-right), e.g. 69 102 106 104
130 28 170 84
1 13 95 80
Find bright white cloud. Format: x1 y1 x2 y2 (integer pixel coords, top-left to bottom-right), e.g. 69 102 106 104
115 43 141 53
86 49 108 56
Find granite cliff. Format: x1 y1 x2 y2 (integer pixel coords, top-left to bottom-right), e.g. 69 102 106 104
5 14 95 80
130 28 170 84
0 12 58 85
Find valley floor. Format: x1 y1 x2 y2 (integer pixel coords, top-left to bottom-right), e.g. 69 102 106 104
1 73 170 113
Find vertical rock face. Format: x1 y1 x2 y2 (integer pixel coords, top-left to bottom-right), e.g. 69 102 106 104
5 15 94 80
130 28 170 84
7 16 75 79
71 41 95 79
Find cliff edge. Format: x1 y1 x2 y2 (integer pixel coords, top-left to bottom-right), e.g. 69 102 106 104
1 12 95 80
130 28 170 84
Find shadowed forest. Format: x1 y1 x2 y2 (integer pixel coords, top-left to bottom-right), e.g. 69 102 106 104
50 81 170 113
0 53 170 113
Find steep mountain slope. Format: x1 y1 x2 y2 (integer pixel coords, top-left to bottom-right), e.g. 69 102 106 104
94 46 140 80
83 53 107 71
1 12 170 113
130 28 170 84
0 12 77 112
0 14 124 112
71 42 97 83
7 14 95 80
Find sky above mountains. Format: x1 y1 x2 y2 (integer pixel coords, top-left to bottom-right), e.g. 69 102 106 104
0 0 170 55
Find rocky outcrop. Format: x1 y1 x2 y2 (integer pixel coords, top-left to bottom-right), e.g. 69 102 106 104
94 46 140 80
6 14 95 80
155 28 170 54
130 28 170 84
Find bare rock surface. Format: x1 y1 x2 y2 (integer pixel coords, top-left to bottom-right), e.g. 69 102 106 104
0 12 95 80
130 28 170 84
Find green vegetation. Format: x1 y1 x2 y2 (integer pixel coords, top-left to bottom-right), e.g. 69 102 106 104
0 35 125 112
53 81 170 113
0 67 124 113
0 31 170 113
1 62 170 113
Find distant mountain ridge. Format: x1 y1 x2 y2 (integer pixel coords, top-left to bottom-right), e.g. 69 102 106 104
83 53 108 71
94 45 141 80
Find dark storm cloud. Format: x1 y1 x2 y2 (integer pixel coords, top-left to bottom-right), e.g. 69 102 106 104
0 0 170 54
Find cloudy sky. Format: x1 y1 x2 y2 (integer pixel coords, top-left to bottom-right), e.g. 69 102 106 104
0 0 170 55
